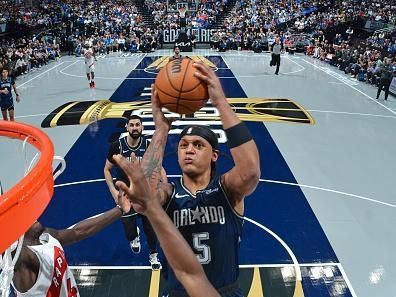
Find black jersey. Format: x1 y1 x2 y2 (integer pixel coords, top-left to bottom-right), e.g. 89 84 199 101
107 134 149 182
165 176 244 294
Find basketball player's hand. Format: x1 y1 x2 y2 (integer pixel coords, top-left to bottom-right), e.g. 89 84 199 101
113 153 159 215
117 188 132 214
151 84 173 131
16 95 20 102
110 188 120 204
193 62 226 107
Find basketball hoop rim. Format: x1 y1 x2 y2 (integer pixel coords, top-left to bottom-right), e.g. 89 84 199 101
0 120 55 254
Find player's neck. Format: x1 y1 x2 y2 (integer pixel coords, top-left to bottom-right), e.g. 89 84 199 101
182 172 211 195
127 135 141 148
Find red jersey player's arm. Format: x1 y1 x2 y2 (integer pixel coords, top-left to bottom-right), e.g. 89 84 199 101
45 206 125 246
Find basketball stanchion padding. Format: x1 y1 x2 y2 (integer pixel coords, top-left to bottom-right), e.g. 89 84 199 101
0 120 55 254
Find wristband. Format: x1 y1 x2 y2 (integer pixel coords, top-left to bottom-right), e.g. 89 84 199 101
225 122 253 149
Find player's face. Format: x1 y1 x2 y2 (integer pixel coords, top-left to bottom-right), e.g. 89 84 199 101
24 221 45 244
174 47 180 55
126 119 143 139
178 135 218 177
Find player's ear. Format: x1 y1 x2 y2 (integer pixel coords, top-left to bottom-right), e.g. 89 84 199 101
211 150 219 162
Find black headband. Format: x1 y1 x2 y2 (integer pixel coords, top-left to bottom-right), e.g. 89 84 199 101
179 125 219 149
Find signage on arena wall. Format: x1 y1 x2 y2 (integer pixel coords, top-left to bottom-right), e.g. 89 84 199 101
163 28 216 43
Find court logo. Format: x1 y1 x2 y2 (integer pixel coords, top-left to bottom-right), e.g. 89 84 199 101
41 98 315 139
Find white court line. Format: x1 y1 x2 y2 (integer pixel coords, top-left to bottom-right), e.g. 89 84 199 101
328 81 344 85
222 55 232 70
60 176 367 291
64 208 301 281
221 54 305 77
69 262 340 270
285 56 306 74
55 178 106 188
307 109 396 119
18 61 67 87
70 266 152 270
59 55 148 80
240 262 339 268
261 178 396 208
55 177 396 209
338 263 359 297
301 58 396 116
244 216 302 281
15 113 48 119
58 55 303 79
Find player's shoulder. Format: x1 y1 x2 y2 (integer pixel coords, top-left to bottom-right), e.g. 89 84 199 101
108 139 121 153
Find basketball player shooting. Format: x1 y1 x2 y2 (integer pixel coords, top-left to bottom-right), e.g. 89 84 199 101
113 153 220 297
119 61 261 297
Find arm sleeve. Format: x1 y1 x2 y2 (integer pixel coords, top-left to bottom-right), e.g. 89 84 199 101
107 141 120 163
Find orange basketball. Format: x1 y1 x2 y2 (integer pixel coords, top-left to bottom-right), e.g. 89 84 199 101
154 57 209 114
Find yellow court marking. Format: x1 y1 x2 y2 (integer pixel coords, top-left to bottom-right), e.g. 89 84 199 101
148 269 161 297
49 101 79 127
293 280 305 297
247 267 264 297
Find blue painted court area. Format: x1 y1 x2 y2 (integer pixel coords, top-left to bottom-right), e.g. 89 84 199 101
40 56 352 296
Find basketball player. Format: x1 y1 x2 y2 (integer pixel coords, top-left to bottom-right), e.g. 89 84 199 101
82 44 96 88
0 68 20 121
170 46 182 60
9 196 131 297
120 62 260 296
113 153 221 297
104 115 163 270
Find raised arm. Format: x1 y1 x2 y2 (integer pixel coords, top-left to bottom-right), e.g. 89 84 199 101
114 154 220 297
193 62 260 211
139 84 173 199
46 203 130 246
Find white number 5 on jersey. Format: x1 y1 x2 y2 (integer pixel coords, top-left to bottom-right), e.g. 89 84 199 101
192 232 211 264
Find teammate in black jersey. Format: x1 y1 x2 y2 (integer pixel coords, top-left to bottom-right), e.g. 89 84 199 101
0 68 20 121
104 115 164 270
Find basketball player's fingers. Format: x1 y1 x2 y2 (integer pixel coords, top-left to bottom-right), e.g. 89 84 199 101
130 152 137 163
115 180 132 197
113 154 135 181
192 62 210 76
193 70 210 84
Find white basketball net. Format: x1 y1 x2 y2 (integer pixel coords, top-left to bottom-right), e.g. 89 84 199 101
0 136 65 297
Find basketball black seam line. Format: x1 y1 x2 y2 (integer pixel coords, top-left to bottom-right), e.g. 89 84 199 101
165 61 180 96
179 76 202 92
178 59 190 113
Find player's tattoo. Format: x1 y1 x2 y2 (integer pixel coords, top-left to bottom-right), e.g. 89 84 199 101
141 131 167 190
